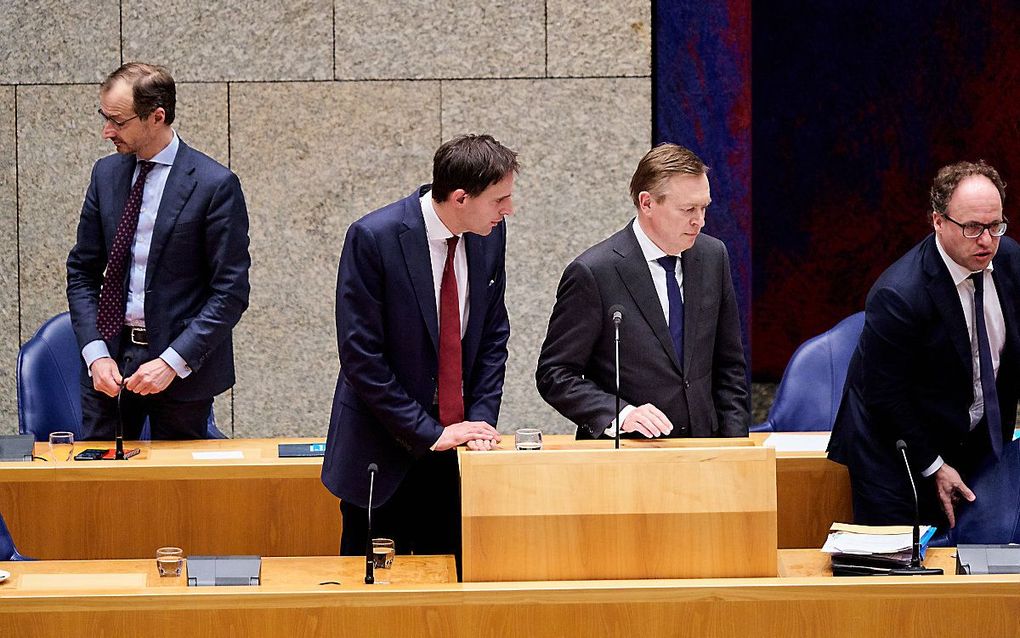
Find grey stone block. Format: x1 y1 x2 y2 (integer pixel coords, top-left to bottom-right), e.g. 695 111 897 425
335 1 545 80
122 1 333 81
547 0 651 78
228 80 440 437
0 87 18 431
0 1 120 84
442 77 651 433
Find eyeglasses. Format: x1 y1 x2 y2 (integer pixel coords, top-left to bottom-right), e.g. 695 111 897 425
97 108 141 129
941 213 1008 239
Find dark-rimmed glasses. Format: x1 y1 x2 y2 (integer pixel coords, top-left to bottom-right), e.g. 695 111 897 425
97 108 141 129
941 214 1008 239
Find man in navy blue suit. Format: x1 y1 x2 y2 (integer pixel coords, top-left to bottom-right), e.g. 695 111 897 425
829 160 1020 528
66 63 250 440
321 135 517 568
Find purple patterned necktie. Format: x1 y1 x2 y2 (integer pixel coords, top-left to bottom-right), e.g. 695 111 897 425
96 160 156 340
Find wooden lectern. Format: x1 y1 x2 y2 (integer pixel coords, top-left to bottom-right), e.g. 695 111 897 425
460 443 777 582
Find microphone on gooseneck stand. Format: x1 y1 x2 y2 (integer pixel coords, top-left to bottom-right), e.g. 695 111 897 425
364 463 379 584
889 440 943 576
115 382 126 460
608 305 624 450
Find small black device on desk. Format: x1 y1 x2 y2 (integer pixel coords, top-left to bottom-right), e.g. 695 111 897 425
278 442 326 457
74 448 140 461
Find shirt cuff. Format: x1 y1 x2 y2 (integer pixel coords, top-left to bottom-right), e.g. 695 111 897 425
159 347 192 379
603 404 638 438
921 456 944 478
82 340 112 376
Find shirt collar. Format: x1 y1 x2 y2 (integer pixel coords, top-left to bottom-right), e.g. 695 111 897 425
144 130 179 167
935 232 993 287
632 217 671 263
420 188 461 242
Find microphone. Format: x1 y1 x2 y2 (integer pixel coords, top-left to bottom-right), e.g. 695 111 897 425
889 440 943 576
608 305 624 450
364 463 379 584
115 384 126 460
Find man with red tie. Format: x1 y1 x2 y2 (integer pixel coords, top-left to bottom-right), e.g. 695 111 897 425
321 135 517 571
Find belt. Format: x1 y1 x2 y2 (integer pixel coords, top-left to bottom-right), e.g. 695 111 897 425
124 327 148 346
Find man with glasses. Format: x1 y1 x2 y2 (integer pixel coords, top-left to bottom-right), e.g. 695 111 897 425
66 62 250 440
829 160 1019 528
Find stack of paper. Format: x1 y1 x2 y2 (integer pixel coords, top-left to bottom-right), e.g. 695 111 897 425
822 523 936 575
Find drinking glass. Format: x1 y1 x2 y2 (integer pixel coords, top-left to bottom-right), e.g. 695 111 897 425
48 431 75 462
372 538 395 583
515 428 543 451
156 547 184 577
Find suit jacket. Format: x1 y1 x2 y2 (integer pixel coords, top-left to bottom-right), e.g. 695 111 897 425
320 186 510 508
536 222 749 438
828 234 1020 524
66 140 251 401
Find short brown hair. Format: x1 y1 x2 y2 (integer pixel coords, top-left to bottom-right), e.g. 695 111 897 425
930 160 1006 216
629 143 709 208
431 134 519 201
101 62 176 125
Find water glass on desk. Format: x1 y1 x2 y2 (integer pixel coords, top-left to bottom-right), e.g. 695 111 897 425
372 538 395 583
48 431 74 462
156 547 184 577
515 428 542 451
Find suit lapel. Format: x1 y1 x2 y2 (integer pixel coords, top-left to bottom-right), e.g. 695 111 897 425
145 142 198 289
614 227 683 373
398 194 439 352
680 242 702 373
461 232 489 383
105 155 136 252
922 236 972 376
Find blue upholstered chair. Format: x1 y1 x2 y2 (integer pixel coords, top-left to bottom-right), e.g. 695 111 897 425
931 439 1020 546
16 312 226 441
752 312 865 433
0 510 31 561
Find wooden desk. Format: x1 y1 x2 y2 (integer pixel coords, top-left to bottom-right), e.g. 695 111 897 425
2 550 1017 638
0 438 340 559
0 434 850 560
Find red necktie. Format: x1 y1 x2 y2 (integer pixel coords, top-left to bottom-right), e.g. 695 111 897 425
96 160 156 340
438 236 464 426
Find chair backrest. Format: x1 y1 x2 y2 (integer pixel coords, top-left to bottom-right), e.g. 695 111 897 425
754 312 865 432
942 439 1020 545
17 312 226 441
17 312 83 441
0 510 29 561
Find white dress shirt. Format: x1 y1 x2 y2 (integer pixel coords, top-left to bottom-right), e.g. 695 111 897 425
420 191 469 337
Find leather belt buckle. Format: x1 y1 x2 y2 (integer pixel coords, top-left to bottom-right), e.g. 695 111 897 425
128 327 148 346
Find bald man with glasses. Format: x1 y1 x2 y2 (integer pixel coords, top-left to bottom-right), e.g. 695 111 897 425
829 160 1020 529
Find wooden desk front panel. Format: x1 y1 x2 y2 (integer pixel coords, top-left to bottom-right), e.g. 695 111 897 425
1 551 1018 638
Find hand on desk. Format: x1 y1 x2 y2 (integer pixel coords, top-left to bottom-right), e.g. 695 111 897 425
622 404 673 438
434 421 501 452
934 463 975 528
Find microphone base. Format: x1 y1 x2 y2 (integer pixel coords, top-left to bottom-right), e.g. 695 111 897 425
888 565 944 576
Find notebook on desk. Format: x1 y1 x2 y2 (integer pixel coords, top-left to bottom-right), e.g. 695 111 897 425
278 442 326 457
0 434 35 461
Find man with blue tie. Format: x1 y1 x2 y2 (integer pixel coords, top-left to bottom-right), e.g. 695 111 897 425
66 63 251 440
536 143 749 439
321 135 517 569
829 160 1020 528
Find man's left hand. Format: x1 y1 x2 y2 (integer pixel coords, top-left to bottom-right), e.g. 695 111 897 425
124 359 178 395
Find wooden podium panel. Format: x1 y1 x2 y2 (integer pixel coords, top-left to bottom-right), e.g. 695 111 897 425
460 446 777 582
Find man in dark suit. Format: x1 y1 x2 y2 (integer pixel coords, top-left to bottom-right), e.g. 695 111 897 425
536 143 749 439
66 63 250 440
321 135 517 568
829 160 1019 528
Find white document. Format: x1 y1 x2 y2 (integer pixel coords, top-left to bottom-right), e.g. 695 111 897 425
821 526 932 555
763 433 831 452
192 450 244 460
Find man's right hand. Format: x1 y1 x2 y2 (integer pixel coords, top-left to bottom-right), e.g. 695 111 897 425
934 462 976 528
89 357 123 398
621 403 673 438
434 421 501 452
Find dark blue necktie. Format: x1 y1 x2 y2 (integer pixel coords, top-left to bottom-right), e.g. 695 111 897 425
970 272 1003 459
656 255 684 366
